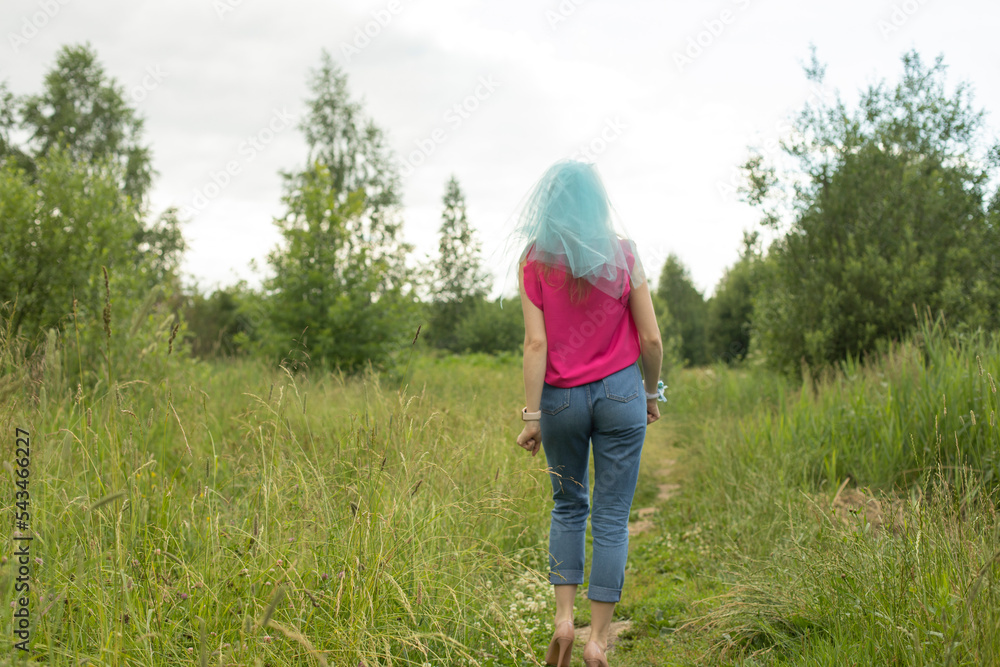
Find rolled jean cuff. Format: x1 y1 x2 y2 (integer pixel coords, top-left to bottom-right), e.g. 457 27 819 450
549 569 584 586
586 584 622 603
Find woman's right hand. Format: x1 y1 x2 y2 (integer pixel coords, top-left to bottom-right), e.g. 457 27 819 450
645 398 660 424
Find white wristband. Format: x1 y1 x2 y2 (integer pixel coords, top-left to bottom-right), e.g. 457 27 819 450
647 380 667 402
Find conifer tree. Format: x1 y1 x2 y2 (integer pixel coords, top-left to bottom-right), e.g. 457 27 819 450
429 176 489 350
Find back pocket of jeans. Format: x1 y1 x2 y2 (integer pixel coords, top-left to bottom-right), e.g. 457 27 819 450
540 387 570 415
603 367 639 403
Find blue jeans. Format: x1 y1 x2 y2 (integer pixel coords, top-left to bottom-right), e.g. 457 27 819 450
539 362 647 603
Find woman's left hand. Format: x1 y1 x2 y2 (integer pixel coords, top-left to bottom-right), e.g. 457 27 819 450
517 422 542 457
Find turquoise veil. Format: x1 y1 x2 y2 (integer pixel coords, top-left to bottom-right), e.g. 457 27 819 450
504 159 646 301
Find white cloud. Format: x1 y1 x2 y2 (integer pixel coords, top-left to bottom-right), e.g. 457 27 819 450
3 0 1000 297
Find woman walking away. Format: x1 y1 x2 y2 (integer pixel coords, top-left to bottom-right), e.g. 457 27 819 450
510 160 664 667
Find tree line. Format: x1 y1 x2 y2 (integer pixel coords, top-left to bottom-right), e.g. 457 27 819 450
657 50 1000 376
2 44 998 383
0 44 522 382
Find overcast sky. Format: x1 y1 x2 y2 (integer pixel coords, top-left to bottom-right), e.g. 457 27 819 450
4 0 999 297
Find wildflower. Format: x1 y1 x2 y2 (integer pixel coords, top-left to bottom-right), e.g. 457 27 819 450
180 593 188 600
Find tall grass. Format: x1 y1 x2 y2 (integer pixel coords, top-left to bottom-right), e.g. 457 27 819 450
671 316 1000 498
662 315 1000 664
0 302 556 665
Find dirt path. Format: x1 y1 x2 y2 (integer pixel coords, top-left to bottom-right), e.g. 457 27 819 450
574 620 634 649
571 429 684 653
627 460 680 538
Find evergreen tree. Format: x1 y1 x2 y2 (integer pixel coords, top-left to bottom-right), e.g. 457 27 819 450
429 176 489 349
656 254 709 366
706 232 761 364
261 54 416 372
651 292 684 378
281 50 409 290
436 176 489 302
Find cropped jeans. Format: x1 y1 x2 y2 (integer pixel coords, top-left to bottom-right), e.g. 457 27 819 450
539 362 647 603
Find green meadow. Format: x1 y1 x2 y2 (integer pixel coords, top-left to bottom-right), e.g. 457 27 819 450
4 30 1000 667
4 310 1000 666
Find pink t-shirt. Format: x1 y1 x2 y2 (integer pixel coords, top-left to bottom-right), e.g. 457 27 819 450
522 244 642 388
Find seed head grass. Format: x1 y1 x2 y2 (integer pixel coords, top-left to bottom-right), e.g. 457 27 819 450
654 313 1000 664
0 310 558 666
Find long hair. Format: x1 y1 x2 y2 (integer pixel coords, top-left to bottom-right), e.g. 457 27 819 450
509 160 642 302
532 256 593 304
